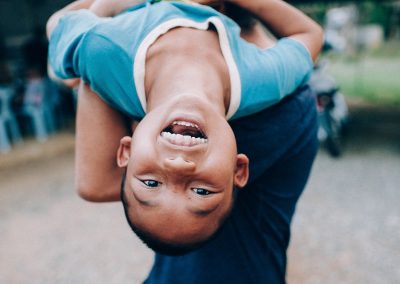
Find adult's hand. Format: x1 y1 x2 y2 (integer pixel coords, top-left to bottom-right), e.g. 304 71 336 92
90 0 145 17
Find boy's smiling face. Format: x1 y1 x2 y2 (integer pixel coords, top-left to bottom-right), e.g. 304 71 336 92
117 94 249 246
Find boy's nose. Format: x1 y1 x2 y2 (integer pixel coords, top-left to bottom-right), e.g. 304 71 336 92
163 156 196 174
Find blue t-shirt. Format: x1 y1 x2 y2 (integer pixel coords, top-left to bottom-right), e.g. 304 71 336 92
49 0 313 120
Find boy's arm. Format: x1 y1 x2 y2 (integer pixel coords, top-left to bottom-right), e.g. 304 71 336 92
75 82 130 202
227 0 323 61
47 0 144 202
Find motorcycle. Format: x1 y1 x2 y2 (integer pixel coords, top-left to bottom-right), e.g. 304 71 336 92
309 58 349 157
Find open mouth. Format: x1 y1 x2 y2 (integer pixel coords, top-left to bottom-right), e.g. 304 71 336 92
161 121 208 147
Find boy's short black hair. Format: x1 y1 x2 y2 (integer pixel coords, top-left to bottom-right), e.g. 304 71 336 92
120 174 214 256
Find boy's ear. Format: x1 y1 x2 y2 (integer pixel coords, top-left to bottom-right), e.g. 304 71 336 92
233 154 249 188
117 136 132 168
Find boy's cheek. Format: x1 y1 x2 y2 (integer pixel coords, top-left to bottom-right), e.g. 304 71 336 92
131 121 139 132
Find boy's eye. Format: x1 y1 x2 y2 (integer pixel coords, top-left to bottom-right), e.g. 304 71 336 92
192 188 211 196
141 180 161 188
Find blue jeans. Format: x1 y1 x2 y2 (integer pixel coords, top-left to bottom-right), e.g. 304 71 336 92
145 87 318 284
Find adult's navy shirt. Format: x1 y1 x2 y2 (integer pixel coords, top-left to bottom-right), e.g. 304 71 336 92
145 87 318 284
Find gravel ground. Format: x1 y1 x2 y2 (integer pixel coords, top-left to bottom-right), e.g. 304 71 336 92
0 105 399 284
287 105 400 284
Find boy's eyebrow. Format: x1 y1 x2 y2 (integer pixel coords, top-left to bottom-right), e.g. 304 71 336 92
189 206 217 217
137 198 158 207
132 192 159 207
130 186 159 207
187 198 221 217
137 198 214 215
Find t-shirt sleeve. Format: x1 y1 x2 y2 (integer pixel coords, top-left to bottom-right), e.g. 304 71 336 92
264 38 313 93
232 37 314 119
48 10 102 79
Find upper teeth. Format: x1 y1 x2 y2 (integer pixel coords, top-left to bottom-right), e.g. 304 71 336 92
172 121 200 130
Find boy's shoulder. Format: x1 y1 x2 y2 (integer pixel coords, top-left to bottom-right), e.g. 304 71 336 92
229 38 314 120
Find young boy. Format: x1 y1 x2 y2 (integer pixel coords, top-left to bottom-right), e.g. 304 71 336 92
47 0 322 255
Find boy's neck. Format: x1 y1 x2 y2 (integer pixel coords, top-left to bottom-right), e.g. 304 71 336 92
145 27 230 116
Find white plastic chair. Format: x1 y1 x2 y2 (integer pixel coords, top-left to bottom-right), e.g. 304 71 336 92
19 78 54 141
0 87 22 153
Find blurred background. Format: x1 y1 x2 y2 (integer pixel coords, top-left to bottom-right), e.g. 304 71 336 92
0 0 399 283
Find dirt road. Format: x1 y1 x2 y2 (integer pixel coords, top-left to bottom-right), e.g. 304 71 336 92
1 105 399 283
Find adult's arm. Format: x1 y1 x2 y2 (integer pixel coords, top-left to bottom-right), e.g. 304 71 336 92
195 0 323 61
228 0 323 61
75 82 130 202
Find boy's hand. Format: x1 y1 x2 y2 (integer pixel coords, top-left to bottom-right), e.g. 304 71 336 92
90 0 145 17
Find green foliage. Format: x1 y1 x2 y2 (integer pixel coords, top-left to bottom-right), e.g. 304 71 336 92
357 1 393 37
298 3 329 25
327 46 400 106
294 1 397 38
